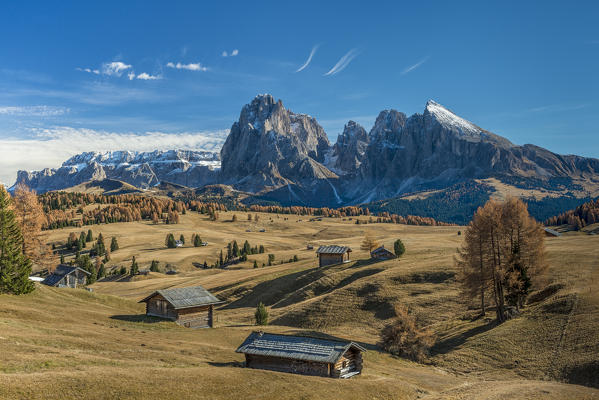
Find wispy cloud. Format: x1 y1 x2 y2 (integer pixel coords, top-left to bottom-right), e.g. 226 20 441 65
166 62 208 71
295 45 319 73
0 105 70 117
76 67 100 75
135 72 161 80
401 57 429 75
0 127 229 185
324 49 359 76
221 49 239 57
101 61 132 77
528 103 589 113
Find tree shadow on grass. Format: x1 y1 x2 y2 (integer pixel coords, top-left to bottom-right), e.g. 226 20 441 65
110 314 166 323
430 319 497 355
208 361 244 368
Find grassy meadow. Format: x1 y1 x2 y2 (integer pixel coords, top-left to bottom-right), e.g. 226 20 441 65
1 211 598 399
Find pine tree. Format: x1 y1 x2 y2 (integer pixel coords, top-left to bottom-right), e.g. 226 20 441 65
253 260 258 269
267 254 275 266
194 234 202 247
95 233 106 257
232 240 240 257
150 260 160 272
130 256 139 276
179 234 185 245
293 254 298 262
394 239 406 257
79 232 87 248
110 237 119 252
166 234 176 248
60 253 65 264
243 240 251 255
259 245 265 254
0 186 34 294
255 302 268 325
219 250 224 266
86 229 93 242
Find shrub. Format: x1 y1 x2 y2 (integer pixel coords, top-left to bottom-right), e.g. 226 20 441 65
379 305 435 362
255 302 268 325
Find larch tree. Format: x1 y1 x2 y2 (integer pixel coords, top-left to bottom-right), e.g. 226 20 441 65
0 186 35 294
361 233 380 252
456 198 546 322
12 184 51 271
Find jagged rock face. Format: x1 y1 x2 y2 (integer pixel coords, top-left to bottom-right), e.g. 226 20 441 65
220 94 334 192
325 121 369 175
14 150 220 192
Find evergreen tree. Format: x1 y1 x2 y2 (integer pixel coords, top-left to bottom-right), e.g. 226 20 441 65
86 229 93 242
179 234 185 245
253 260 258 269
130 256 139 276
0 186 34 294
60 253 65 264
255 302 268 325
95 233 106 257
267 254 275 266
219 250 224 266
79 232 87 248
166 234 176 248
194 234 202 247
119 266 127 275
226 243 232 261
394 239 406 257
150 260 160 272
243 240 251 255
97 263 105 280
232 240 240 257
259 245 265 254
76 238 83 251
293 254 298 262
110 237 119 252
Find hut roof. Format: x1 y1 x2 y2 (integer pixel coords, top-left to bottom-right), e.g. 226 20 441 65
139 285 222 309
543 227 562 237
316 245 351 254
370 246 396 258
236 332 365 364
42 264 91 286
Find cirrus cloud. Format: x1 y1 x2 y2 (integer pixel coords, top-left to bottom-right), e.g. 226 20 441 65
166 62 208 71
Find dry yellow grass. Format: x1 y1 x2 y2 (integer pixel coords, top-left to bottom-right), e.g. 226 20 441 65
2 211 598 399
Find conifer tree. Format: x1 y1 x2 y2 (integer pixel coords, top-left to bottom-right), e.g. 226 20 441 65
243 240 251 255
110 237 119 252
255 302 268 325
86 229 93 242
232 240 240 257
179 234 185 245
60 253 65 264
0 186 34 294
166 234 176 248
253 260 258 269
394 239 406 257
194 234 202 247
130 256 139 276
150 260 160 272
79 232 87 248
259 245 265 254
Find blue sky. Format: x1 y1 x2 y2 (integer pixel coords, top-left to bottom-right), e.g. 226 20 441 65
0 0 598 184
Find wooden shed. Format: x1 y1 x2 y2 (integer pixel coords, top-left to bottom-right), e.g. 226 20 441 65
316 245 351 267
236 332 365 378
543 227 561 237
42 264 90 288
370 246 397 260
139 286 223 328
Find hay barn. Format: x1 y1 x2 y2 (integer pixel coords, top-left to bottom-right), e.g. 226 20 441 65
139 286 223 328
236 332 365 378
316 245 351 267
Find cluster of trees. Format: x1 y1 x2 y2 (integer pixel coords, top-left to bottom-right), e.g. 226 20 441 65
213 240 266 268
39 192 187 229
544 198 599 230
63 230 118 262
456 198 546 322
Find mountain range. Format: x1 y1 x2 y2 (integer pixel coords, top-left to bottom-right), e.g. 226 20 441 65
13 94 599 222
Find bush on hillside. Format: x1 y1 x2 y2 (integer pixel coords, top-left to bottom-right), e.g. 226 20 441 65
379 305 435 362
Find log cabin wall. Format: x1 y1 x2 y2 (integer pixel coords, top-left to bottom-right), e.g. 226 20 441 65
318 253 344 267
245 354 330 377
146 294 177 320
175 304 213 328
332 348 362 378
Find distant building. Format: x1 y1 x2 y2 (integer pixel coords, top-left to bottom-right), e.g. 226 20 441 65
543 227 561 237
316 245 351 267
139 285 223 328
175 240 184 247
370 246 397 260
42 264 91 288
236 331 365 378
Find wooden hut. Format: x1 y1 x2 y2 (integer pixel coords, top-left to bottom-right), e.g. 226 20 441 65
370 246 397 260
316 245 351 267
42 264 90 288
139 286 223 328
236 332 365 378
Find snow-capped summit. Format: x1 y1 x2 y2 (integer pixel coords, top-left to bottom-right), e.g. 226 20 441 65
424 100 483 137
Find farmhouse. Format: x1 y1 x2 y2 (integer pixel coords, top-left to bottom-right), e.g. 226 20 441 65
316 245 351 267
236 332 365 378
370 246 397 260
139 286 223 328
42 264 91 288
